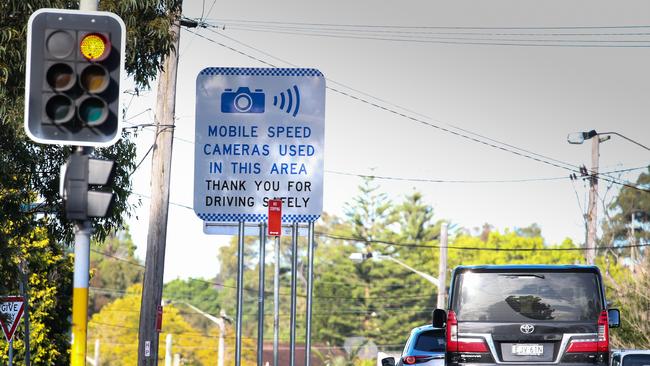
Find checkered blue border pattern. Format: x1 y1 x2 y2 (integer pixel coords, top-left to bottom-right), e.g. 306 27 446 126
198 213 266 222
198 213 320 223
199 67 322 77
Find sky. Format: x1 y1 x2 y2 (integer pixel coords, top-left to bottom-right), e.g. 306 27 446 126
123 0 650 282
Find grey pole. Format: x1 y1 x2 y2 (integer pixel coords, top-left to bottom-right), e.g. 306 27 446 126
304 221 315 366
273 235 280 366
218 321 225 366
94 339 100 366
586 136 600 265
19 260 30 366
8 339 13 366
437 223 448 309
165 334 172 366
235 220 246 366
289 222 299 366
258 223 266 366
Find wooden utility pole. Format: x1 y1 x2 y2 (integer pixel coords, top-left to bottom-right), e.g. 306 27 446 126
137 16 181 365
437 223 448 309
586 136 600 265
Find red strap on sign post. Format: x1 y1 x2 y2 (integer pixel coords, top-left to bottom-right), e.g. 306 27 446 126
268 199 282 236
155 305 163 332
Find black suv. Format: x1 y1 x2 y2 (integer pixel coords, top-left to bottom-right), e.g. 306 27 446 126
432 265 620 366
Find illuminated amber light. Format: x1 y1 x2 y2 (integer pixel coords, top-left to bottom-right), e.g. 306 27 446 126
80 34 109 61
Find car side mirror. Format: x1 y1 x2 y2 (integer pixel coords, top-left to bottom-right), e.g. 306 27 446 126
608 308 620 328
381 357 396 366
432 308 446 328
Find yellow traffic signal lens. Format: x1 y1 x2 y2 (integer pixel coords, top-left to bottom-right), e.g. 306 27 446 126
80 33 109 61
80 64 109 93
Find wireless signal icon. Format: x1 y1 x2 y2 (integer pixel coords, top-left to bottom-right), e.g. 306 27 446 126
273 85 301 117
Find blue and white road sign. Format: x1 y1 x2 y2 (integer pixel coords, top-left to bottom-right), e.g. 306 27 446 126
194 67 325 223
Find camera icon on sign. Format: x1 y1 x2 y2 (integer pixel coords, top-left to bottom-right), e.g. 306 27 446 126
221 87 265 113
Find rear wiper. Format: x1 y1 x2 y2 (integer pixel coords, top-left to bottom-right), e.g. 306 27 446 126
500 273 545 279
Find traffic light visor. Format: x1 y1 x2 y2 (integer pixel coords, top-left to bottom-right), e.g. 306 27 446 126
80 33 110 61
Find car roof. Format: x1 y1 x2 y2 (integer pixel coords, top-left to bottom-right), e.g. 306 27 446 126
454 264 600 272
410 324 443 333
612 350 650 356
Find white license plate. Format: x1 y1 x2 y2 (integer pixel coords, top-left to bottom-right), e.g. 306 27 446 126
511 344 544 356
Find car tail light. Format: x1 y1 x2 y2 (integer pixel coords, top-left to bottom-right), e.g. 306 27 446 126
445 311 489 353
446 310 458 352
566 311 609 353
402 355 431 364
597 310 609 353
458 338 489 353
403 356 417 364
566 339 598 353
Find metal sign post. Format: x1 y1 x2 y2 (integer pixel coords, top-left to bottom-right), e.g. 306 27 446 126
258 223 266 366
273 234 280 366
8 339 13 366
235 221 245 366
304 221 315 366
289 222 299 366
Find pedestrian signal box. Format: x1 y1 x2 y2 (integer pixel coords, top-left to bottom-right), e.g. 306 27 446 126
25 9 125 146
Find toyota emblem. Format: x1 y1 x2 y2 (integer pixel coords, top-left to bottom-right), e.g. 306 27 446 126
520 324 535 334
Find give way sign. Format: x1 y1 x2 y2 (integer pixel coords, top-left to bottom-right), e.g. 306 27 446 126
0 296 25 342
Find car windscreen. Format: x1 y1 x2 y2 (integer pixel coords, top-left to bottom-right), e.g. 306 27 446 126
413 329 445 352
453 272 602 321
623 355 650 366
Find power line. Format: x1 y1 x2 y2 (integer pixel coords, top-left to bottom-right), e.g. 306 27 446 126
328 170 568 184
185 28 648 193
319 232 650 251
203 18 650 31
210 25 650 46
328 166 649 184
204 20 650 38
199 24 650 48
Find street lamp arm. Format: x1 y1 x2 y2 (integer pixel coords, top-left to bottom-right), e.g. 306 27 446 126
598 132 650 152
378 255 439 286
182 302 226 330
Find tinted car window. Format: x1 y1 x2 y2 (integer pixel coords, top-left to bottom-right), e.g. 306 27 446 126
453 272 602 321
413 329 445 352
623 355 650 366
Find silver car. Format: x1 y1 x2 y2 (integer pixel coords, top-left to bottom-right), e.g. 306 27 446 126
611 350 650 366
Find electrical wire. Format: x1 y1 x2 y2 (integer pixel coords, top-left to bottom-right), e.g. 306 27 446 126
319 232 650 251
184 28 648 193
197 21 650 48
203 18 650 30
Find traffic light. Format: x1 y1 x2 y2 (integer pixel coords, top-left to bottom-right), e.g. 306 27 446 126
25 9 126 146
61 152 115 221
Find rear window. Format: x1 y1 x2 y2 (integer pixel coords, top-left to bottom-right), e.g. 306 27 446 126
623 355 650 366
452 271 602 322
413 329 445 352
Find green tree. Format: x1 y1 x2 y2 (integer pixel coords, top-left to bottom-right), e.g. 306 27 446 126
0 225 73 365
602 168 650 262
88 284 257 365
163 278 221 331
89 228 144 314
